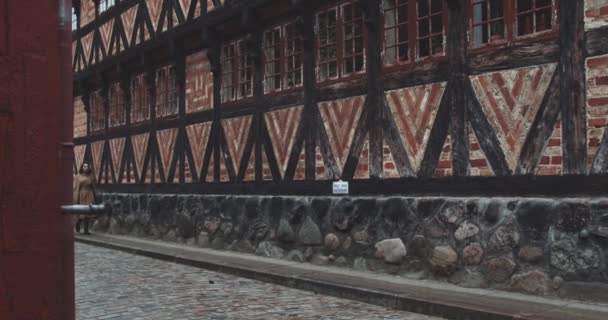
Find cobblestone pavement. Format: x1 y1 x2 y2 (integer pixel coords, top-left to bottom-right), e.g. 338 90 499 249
76 243 446 320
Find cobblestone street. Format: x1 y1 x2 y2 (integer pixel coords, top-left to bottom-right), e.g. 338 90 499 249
76 243 445 320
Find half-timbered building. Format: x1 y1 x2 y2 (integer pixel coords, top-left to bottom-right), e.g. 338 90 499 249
72 0 608 295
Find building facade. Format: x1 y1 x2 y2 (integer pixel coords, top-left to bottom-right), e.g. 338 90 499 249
72 0 608 297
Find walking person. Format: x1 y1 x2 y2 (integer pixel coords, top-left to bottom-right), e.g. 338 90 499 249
73 163 97 235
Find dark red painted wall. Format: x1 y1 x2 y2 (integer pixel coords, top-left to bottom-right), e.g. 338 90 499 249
0 1 75 319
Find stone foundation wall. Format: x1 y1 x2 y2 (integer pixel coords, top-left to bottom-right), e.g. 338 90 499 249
95 193 608 299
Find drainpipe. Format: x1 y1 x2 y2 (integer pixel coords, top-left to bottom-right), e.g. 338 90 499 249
58 0 76 319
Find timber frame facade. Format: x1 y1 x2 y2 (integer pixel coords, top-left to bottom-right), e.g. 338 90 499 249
72 0 608 197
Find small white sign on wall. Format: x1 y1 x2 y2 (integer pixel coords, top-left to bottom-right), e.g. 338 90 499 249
332 180 349 195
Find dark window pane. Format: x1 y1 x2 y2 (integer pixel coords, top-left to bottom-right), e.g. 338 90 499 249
431 15 442 33
537 0 551 8
430 0 442 14
536 8 552 31
517 13 533 35
397 5 408 23
355 37 364 52
345 58 353 74
398 44 408 61
344 5 352 22
419 38 429 57
490 0 504 19
329 61 337 77
490 19 504 38
355 55 364 71
431 35 443 54
517 0 532 12
419 19 429 37
345 40 353 54
399 23 408 42
328 10 337 25
418 0 429 17
354 6 362 18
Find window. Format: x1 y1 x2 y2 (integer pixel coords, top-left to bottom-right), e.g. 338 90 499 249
155 66 179 118
317 7 338 81
383 0 409 65
342 2 365 75
316 1 365 82
285 23 303 90
263 23 303 94
221 43 236 103
467 0 557 48
417 0 445 58
263 27 282 93
108 83 126 127
471 0 505 47
516 0 554 36
238 41 254 99
72 6 78 31
220 40 253 103
98 0 115 14
90 90 105 132
131 74 150 123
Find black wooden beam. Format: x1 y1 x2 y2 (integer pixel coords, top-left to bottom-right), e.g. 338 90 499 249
446 0 469 177
99 175 608 198
516 72 561 175
364 0 382 179
300 8 317 181
560 0 587 174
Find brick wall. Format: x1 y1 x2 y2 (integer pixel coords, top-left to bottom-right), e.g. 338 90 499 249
585 0 608 30
434 134 452 177
74 96 87 138
315 146 328 180
536 118 563 175
294 149 306 180
468 129 493 176
79 0 96 28
382 142 400 178
353 137 370 179
586 54 608 169
185 51 213 113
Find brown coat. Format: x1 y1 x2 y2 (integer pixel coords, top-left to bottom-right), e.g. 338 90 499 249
73 173 97 218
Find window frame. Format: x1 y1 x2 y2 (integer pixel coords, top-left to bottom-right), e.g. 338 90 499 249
90 90 106 133
220 39 254 104
108 82 126 128
467 0 559 51
381 0 448 70
98 0 116 15
72 6 79 31
262 21 304 95
237 40 254 100
220 42 236 103
284 22 304 91
514 0 558 39
382 0 411 67
315 1 368 85
130 73 151 124
155 65 179 119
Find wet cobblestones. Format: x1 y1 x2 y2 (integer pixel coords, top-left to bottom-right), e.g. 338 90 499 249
76 243 445 320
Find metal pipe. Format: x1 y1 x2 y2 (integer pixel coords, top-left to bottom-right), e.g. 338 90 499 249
61 204 107 215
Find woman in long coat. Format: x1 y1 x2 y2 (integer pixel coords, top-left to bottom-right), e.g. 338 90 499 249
73 163 97 234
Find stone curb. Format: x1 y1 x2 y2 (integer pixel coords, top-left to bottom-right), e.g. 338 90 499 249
75 234 608 320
